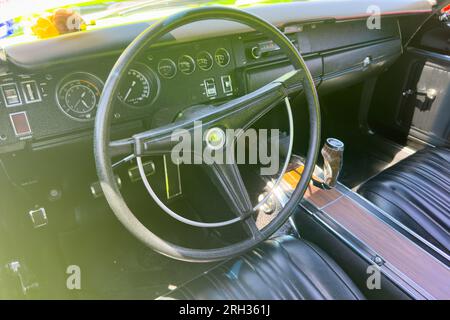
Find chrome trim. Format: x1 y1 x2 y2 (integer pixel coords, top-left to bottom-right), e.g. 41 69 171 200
196 51 214 71
338 183 450 265
157 58 177 79
20 80 42 104
408 47 450 62
9 111 32 136
214 48 231 67
1 82 22 107
300 201 432 300
178 55 196 75
55 71 104 122
29 207 48 229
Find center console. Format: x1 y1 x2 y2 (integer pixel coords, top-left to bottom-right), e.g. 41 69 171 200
280 159 450 300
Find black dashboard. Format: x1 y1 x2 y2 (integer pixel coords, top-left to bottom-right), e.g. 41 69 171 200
0 0 430 155
0 37 241 153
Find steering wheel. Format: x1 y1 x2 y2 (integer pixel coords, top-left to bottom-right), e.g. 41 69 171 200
94 6 321 262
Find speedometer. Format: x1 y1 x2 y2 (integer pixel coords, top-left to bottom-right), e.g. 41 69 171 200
118 69 150 106
56 72 103 121
117 64 159 108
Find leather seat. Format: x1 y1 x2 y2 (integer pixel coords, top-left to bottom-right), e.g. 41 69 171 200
161 236 364 300
358 146 450 253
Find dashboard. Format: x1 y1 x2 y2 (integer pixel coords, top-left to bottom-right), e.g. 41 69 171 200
0 0 432 155
0 37 239 152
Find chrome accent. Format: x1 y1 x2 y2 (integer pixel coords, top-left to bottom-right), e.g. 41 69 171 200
336 183 450 263
90 175 122 198
221 75 233 95
55 71 104 122
300 201 434 300
9 111 32 136
362 56 372 68
178 55 196 75
6 261 39 295
1 82 22 107
196 51 213 71
157 58 177 79
20 80 42 104
205 127 226 150
29 207 48 228
214 48 231 67
128 159 155 182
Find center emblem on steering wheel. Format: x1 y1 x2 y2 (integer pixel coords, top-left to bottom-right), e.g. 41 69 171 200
205 127 226 150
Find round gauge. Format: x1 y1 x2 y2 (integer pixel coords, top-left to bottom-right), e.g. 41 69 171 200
178 55 196 75
65 84 96 113
215 48 230 67
118 68 153 107
158 58 177 79
196 51 213 71
56 72 103 121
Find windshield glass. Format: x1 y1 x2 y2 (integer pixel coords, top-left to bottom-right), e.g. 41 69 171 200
0 0 298 43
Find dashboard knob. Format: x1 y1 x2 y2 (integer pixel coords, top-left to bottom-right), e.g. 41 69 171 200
251 46 262 59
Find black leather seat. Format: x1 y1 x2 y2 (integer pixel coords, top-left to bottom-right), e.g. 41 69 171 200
358 146 450 253
162 236 364 300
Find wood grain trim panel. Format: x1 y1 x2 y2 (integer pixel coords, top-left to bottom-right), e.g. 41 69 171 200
303 184 342 208
323 196 450 299
283 164 450 299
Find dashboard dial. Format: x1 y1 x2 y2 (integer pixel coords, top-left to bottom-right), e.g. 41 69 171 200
196 51 213 71
65 84 96 113
178 55 196 75
158 59 177 79
56 72 103 121
118 68 152 107
215 48 230 67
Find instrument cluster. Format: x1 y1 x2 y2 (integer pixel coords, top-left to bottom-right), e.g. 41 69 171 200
156 48 231 79
54 47 233 122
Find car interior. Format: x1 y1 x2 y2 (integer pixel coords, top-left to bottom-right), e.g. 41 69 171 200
0 0 449 300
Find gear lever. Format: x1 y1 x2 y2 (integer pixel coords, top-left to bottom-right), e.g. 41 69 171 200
312 138 344 189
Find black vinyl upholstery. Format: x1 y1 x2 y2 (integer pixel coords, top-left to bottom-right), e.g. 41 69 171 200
358 146 450 253
161 236 364 300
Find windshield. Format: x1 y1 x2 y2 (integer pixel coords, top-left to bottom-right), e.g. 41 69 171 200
0 0 298 42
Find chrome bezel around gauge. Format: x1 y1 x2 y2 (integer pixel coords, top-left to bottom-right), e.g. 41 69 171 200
117 63 160 108
178 55 196 75
214 48 231 67
196 51 214 71
157 58 177 79
55 72 104 122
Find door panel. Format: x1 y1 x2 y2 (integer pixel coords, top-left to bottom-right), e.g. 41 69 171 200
404 49 449 146
369 15 449 147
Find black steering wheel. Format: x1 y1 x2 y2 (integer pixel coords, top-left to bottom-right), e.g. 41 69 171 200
94 6 321 262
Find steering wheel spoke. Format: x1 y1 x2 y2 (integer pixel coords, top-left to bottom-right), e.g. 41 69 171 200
203 148 267 240
206 160 253 218
109 122 190 158
109 138 134 158
211 70 303 130
243 217 263 240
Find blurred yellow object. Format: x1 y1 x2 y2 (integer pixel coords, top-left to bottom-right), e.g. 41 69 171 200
31 8 86 39
31 16 59 39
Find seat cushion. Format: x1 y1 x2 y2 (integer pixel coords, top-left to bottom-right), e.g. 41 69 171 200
358 146 450 253
161 236 364 300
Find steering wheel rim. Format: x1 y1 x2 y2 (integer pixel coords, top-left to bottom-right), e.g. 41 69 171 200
94 6 321 262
